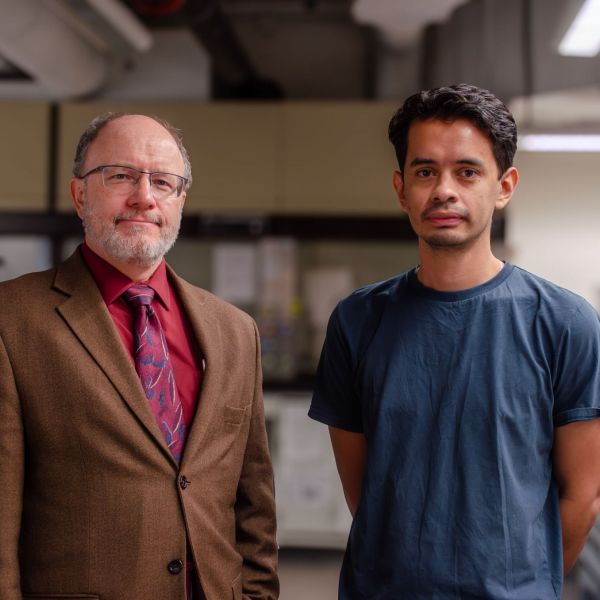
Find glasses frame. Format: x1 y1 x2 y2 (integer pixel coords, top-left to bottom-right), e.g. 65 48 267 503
78 164 188 199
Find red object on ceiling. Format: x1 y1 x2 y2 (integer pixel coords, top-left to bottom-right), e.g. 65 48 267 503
132 0 186 17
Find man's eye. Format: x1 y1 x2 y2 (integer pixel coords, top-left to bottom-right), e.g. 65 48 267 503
416 168 434 178
107 171 136 182
461 168 478 178
152 176 175 191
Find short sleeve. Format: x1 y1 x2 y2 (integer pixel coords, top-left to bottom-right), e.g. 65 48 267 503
553 301 600 426
308 305 364 433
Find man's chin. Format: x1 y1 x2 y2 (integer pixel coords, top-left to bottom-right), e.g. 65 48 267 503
102 235 167 267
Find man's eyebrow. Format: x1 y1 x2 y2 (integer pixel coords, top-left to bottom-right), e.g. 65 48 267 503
408 157 485 168
409 157 436 167
457 158 485 168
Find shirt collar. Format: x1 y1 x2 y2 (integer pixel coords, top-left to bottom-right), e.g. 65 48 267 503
80 242 171 309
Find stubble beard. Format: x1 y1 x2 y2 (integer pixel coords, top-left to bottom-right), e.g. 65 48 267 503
418 205 483 251
81 201 181 268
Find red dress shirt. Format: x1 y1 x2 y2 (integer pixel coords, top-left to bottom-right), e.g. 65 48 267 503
80 243 202 430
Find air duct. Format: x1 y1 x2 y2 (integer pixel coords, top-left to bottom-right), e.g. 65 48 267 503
181 0 283 98
419 0 600 102
0 0 109 98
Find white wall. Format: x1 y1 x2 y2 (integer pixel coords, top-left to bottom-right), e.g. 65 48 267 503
507 151 600 309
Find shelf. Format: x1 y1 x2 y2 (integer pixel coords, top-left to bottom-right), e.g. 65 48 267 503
0 211 505 241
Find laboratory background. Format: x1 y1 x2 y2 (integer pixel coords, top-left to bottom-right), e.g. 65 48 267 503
1 0 599 598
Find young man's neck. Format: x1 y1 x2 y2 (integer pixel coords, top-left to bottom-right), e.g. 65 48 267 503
416 243 504 292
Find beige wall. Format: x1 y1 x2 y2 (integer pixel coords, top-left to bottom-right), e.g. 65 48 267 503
508 151 600 308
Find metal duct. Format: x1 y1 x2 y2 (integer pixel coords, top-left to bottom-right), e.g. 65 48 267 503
180 0 283 98
0 0 109 98
419 0 600 102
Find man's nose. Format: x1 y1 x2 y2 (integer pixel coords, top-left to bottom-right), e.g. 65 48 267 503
127 173 157 208
431 172 458 203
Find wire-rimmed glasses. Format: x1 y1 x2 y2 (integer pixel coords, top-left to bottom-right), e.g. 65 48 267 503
78 164 188 200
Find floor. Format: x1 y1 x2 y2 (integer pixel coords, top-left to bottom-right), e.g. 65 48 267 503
278 549 583 600
279 549 343 599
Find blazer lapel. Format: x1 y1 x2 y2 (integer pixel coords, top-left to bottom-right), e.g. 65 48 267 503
54 251 176 464
169 270 225 464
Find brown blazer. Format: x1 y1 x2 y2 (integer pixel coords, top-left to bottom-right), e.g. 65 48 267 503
0 249 278 600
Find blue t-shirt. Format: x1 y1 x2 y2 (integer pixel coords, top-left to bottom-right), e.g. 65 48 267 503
309 263 600 599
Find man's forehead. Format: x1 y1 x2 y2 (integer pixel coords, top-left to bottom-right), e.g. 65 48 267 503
406 118 492 151
97 114 173 140
85 115 183 166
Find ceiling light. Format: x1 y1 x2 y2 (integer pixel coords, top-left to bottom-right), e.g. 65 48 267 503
558 0 600 57
520 134 600 152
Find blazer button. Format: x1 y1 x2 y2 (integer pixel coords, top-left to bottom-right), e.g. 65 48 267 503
179 475 190 490
167 559 184 575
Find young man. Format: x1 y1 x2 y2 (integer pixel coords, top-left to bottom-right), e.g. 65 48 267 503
0 113 278 599
309 84 600 599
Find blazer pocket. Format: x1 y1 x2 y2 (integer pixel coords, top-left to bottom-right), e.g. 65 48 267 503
224 404 249 427
231 572 242 600
23 595 100 599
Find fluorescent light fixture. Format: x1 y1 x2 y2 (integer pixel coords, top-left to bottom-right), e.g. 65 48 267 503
520 134 600 152
559 0 600 57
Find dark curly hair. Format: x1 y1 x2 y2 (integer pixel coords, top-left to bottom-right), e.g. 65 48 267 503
388 84 517 178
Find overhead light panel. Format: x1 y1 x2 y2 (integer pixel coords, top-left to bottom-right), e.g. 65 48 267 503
520 134 600 152
558 0 600 57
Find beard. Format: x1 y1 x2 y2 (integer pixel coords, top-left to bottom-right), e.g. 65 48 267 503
418 204 478 249
81 201 181 268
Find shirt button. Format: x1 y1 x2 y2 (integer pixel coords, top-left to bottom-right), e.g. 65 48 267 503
167 559 184 575
179 475 190 490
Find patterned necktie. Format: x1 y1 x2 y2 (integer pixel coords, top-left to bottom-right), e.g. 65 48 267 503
123 284 186 463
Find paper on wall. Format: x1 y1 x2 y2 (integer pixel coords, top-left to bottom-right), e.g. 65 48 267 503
304 267 354 329
212 243 257 304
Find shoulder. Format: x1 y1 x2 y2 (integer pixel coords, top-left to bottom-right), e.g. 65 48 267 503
325 271 412 361
334 271 410 328
510 266 598 320
169 269 256 332
0 267 57 304
507 267 600 349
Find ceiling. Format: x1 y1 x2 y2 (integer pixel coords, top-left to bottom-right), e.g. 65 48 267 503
0 0 599 131
0 0 465 100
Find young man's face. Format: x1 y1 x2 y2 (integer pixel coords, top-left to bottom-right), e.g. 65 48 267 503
393 118 517 252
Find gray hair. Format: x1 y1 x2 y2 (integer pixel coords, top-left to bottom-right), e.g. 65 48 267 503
72 112 193 190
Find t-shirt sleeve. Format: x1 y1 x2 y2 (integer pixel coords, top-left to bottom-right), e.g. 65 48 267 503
308 305 364 433
553 300 600 426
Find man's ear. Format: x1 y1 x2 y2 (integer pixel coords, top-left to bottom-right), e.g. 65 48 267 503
70 178 85 218
496 166 519 210
392 170 408 212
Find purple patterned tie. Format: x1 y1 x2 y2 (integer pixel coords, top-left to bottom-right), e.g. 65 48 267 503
123 284 186 463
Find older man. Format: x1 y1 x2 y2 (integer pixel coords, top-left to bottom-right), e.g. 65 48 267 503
0 113 278 599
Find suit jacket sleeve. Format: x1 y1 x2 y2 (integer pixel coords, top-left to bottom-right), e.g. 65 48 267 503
0 333 24 598
236 321 279 599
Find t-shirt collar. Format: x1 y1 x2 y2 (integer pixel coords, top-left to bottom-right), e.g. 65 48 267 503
80 242 171 309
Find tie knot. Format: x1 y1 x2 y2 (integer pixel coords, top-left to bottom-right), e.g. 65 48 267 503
123 284 155 307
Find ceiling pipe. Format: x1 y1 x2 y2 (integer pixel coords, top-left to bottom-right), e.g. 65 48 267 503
0 0 108 98
180 0 283 98
84 0 154 52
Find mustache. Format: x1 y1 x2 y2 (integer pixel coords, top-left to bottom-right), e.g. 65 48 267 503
113 211 163 226
421 204 469 220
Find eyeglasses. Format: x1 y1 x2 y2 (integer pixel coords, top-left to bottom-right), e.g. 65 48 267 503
78 164 188 199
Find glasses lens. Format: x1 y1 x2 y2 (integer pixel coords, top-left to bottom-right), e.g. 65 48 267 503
150 172 182 198
100 166 184 199
102 166 139 191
